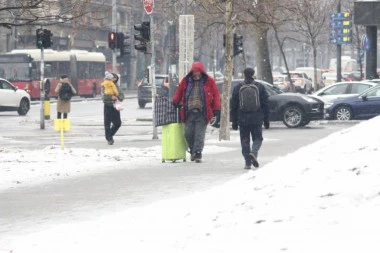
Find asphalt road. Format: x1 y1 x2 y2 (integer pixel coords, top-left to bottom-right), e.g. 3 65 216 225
0 98 360 240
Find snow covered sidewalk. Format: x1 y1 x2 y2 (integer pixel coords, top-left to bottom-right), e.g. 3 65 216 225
2 117 380 253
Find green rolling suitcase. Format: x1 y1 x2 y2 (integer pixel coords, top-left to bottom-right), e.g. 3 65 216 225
161 122 187 163
161 106 187 163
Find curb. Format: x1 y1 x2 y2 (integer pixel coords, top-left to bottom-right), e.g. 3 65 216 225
31 95 137 106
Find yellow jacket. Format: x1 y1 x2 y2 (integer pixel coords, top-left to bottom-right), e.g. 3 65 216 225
101 79 119 97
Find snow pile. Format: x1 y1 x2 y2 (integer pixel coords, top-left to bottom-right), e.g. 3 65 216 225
3 117 380 253
0 145 234 192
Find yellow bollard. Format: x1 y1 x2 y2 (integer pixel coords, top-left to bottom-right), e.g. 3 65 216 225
44 100 50 120
54 119 71 150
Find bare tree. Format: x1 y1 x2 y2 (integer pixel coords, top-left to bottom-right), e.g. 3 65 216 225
0 0 95 28
289 0 336 91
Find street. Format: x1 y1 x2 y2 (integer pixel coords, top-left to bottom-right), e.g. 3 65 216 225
0 97 359 243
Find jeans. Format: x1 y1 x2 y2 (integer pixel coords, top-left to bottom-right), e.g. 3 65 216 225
104 105 121 141
239 124 263 165
185 109 207 155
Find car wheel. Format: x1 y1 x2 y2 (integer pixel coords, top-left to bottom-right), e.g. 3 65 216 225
138 100 146 109
335 106 352 121
282 106 304 128
18 98 30 116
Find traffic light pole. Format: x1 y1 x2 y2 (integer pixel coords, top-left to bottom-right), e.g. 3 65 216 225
40 46 45 130
337 1 342 82
151 15 158 140
112 0 117 73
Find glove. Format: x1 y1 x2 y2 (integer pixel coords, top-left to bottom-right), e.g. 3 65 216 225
213 110 220 118
172 103 181 109
264 120 270 129
232 122 239 131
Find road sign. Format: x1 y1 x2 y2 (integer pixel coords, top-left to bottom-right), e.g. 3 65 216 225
362 34 370 52
329 36 352 45
143 0 154 15
329 20 353 29
330 28 352 37
330 12 352 21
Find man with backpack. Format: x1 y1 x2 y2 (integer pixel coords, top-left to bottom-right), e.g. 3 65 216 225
230 68 269 170
55 74 76 119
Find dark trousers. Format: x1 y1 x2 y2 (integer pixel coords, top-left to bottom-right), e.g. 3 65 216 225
239 124 263 165
57 112 67 119
104 105 121 141
185 110 207 155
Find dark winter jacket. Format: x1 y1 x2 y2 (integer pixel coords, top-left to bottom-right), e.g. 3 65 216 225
230 78 269 125
172 62 221 123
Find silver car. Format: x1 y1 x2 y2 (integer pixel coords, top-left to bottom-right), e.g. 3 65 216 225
312 81 376 103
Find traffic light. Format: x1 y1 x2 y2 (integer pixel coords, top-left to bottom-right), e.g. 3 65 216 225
119 33 131 57
134 21 150 53
233 34 243 56
108 32 117 49
44 29 53 48
36 29 43 49
36 29 53 49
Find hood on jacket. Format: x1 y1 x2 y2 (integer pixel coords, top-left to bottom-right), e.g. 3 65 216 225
187 62 207 77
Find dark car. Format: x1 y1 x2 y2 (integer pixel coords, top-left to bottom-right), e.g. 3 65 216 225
216 79 324 128
137 74 169 108
325 84 380 121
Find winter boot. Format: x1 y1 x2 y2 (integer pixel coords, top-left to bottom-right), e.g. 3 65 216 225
194 151 202 163
108 137 114 145
244 163 251 170
249 153 259 168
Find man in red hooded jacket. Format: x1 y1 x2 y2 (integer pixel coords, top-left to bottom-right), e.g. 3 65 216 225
172 62 221 163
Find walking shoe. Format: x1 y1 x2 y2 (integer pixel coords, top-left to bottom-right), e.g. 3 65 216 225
194 152 202 163
249 153 259 168
244 163 251 170
108 137 114 145
188 148 195 161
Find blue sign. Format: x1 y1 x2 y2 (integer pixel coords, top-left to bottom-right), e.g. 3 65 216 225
330 29 352 37
330 12 352 21
330 36 352 45
329 20 353 29
362 34 370 52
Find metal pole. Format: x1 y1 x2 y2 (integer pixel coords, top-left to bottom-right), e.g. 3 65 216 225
337 1 342 82
151 15 158 140
112 0 117 73
40 46 45 129
184 0 188 14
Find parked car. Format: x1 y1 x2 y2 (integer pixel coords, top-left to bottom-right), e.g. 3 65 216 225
216 79 324 128
312 81 376 103
273 75 291 92
284 71 313 93
0 78 30 115
325 84 380 121
295 67 324 89
207 71 224 82
137 74 169 109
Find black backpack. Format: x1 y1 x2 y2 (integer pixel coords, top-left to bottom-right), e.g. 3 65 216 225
59 83 73 101
239 82 260 112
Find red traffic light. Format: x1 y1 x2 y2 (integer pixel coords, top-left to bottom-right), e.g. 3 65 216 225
108 32 117 49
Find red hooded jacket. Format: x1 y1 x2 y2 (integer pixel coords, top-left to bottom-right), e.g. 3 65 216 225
172 62 221 123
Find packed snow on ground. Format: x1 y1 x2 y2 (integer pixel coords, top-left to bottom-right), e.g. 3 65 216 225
2 117 380 253
0 145 235 192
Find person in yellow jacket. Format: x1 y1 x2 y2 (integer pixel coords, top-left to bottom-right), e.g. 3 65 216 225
102 72 119 97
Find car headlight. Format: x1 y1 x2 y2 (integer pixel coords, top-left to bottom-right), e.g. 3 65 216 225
324 102 333 109
301 96 316 103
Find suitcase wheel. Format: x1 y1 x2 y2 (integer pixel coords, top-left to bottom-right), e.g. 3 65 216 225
183 159 186 162
162 160 165 163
